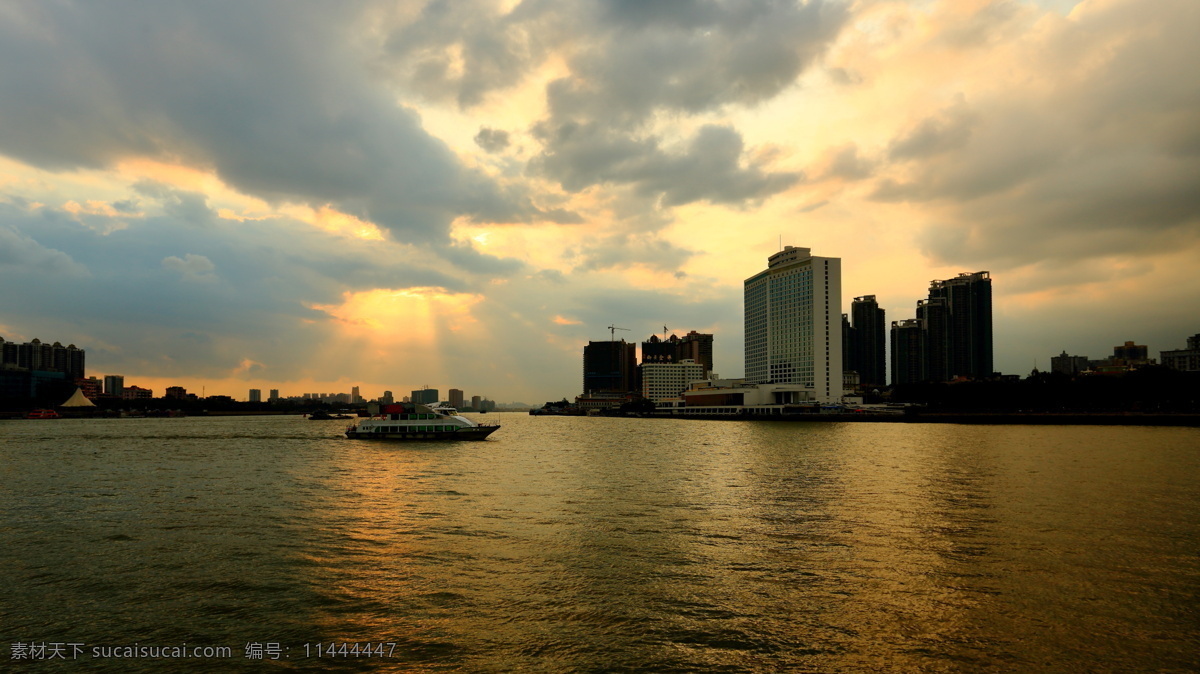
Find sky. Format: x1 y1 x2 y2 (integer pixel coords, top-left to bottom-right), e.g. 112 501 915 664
1 0 1197 403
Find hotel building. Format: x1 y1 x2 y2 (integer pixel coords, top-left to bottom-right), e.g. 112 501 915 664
743 246 843 403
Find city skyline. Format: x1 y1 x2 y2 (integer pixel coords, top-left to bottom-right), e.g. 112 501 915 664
1 1 1196 403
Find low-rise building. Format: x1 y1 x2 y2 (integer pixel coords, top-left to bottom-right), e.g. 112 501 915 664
640 359 706 402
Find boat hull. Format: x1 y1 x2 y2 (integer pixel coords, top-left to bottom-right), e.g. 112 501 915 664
345 425 500 441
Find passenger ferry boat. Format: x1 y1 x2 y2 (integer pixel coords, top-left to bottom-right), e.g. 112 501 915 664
345 402 499 441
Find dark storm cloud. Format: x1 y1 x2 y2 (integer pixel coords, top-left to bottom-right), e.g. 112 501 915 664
385 0 843 209
0 1 551 258
871 0 1200 271
532 123 801 207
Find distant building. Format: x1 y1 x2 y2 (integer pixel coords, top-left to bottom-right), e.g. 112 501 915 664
1112 341 1151 367
641 331 715 377
122 385 152 400
1051 351 1090 377
1161 334 1200 372
927 272 992 380
411 388 439 404
640 359 706 402
841 314 856 379
583 339 637 395
165 386 188 400
352 386 362 404
894 272 992 383
104 375 125 398
744 246 842 403
890 319 925 386
269 388 280 401
248 389 262 403
448 388 464 409
380 390 394 405
851 295 886 387
471 395 481 410
0 336 86 380
77 376 103 400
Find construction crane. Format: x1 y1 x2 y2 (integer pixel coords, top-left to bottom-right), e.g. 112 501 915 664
607 324 629 341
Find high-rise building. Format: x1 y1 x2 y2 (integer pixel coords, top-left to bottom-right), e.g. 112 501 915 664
926 271 992 379
851 295 886 387
103 374 124 398
890 319 925 385
471 395 482 410
448 388 464 409
381 390 394 404
583 340 637 395
269 388 280 401
248 389 262 403
841 314 857 377
915 297 950 382
351 386 361 404
743 246 843 403
0 336 85 380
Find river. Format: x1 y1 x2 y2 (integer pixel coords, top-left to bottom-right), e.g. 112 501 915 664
2 414 1197 671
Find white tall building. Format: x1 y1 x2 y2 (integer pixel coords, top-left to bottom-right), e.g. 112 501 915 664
744 246 843 403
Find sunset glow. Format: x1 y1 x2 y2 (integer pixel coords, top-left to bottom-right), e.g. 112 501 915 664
0 0 1195 403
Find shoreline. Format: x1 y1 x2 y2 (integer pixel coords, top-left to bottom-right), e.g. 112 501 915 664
642 412 1200 426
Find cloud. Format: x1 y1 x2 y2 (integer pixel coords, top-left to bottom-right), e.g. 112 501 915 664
386 0 841 211
532 123 801 207
858 0 1200 271
474 127 511 153
887 97 978 161
162 253 216 282
0 219 89 278
0 1 546 260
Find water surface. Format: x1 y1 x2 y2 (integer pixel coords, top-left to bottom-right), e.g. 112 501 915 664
2 415 1197 671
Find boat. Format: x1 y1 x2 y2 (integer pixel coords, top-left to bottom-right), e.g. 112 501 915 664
345 402 499 441
25 409 60 419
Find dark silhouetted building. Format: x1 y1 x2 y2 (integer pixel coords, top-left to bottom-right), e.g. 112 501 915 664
1051 351 1089 377
584 339 637 395
926 271 992 380
851 295 886 387
1112 341 1150 366
890 319 925 385
891 272 992 383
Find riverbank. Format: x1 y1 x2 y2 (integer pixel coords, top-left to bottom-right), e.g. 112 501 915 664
646 411 1200 426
